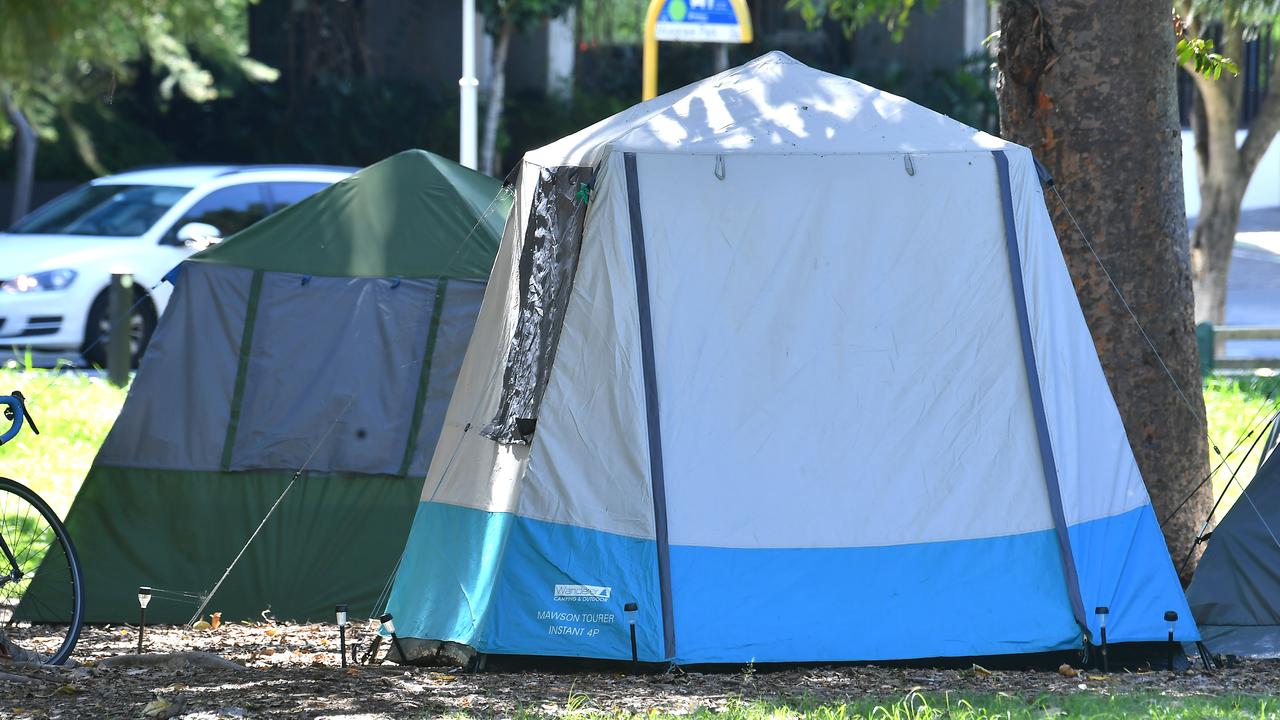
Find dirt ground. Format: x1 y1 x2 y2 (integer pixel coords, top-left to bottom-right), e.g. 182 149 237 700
0 623 1277 719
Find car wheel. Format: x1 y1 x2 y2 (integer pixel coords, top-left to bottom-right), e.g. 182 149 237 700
82 289 158 369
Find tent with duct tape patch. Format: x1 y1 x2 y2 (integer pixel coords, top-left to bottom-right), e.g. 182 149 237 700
20 149 510 623
380 52 1196 665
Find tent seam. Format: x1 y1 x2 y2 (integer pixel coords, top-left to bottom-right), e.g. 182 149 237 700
993 149 1089 642
398 279 450 477
219 269 265 471
624 151 676 661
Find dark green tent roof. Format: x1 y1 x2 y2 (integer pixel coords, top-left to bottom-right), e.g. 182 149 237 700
189 149 510 279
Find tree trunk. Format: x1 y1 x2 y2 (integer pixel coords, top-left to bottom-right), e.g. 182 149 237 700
480 20 513 178
1191 179 1246 329
2 93 37 226
1184 18 1280 333
996 1 1209 583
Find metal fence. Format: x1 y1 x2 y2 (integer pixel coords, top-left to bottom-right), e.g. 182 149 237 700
1201 324 1280 372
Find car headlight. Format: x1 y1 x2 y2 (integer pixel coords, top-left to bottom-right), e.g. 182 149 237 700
0 269 78 293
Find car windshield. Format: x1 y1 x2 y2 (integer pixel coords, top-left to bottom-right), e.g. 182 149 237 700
9 184 189 237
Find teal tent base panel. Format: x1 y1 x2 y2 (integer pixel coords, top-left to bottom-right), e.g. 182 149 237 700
21 467 420 624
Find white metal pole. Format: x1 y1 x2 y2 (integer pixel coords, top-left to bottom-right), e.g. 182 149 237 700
460 0 479 170
713 44 729 73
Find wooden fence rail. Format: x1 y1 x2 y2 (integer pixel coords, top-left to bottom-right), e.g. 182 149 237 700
1202 324 1280 371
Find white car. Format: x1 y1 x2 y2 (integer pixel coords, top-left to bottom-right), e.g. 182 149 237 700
0 164 354 367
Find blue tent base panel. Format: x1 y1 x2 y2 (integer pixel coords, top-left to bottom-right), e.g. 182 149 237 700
386 502 1196 665
387 501 667 662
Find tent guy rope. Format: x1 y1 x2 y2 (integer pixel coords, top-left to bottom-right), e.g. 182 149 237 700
1048 184 1207 428
1178 413 1279 576
1161 392 1280 528
1044 177 1245 534
187 394 356 626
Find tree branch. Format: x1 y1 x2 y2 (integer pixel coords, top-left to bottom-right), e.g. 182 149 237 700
1223 21 1247 112
1185 50 1245 182
1176 1 1198 40
2 91 37 224
1190 82 1210 185
1241 38 1280 178
60 104 109 176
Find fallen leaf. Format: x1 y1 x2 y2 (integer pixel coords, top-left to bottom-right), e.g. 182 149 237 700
972 663 992 676
1087 674 1108 681
141 698 172 717
210 612 223 630
1057 664 1079 678
192 620 212 631
54 684 82 695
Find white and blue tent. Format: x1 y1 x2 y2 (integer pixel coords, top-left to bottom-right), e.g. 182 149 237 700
384 52 1196 664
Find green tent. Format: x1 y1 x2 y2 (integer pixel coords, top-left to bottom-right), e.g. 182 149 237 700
23 150 510 623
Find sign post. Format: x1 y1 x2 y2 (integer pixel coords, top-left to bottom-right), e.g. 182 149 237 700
643 0 753 100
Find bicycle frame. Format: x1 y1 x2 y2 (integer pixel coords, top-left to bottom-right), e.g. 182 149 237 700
0 396 24 446
0 395 27 586
0 531 21 588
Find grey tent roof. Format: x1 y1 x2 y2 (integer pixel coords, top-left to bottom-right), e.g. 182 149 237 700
1187 442 1280 656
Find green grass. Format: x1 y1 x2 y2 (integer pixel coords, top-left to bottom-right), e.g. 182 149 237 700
446 692 1280 719
1203 374 1280 520
0 366 126 517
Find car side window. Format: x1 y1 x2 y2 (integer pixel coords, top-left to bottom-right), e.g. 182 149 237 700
267 182 329 211
164 183 270 242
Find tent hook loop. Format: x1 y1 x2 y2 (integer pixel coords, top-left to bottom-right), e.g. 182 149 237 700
904 154 916 177
714 155 726 181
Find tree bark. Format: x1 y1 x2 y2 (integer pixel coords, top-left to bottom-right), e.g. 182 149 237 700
480 20 514 178
2 93 37 226
996 0 1209 583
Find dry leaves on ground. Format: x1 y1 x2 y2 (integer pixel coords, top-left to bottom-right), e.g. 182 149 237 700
0 623 1274 719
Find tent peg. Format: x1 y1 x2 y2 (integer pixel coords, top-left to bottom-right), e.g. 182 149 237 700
1195 640 1217 672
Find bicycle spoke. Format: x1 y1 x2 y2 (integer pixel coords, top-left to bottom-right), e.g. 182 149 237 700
0 477 83 664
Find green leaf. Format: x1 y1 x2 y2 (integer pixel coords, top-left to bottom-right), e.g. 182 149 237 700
1178 33 1241 81
785 0 940 39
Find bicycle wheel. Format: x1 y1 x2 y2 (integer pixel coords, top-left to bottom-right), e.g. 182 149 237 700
0 477 83 665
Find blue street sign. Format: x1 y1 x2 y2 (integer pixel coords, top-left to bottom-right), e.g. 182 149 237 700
654 0 753 43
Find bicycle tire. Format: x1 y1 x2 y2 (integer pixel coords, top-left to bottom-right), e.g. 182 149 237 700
0 476 84 665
